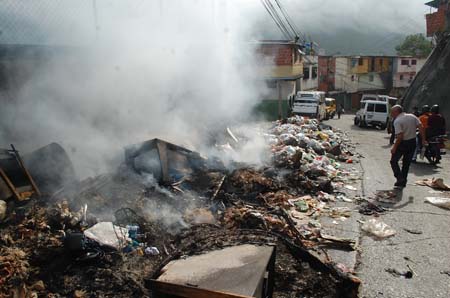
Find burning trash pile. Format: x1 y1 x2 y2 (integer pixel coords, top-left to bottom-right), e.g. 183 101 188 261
0 117 362 298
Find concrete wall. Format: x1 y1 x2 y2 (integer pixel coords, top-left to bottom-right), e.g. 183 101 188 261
403 36 450 132
262 80 296 100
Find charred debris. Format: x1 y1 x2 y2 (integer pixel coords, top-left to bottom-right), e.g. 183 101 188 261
1 116 362 298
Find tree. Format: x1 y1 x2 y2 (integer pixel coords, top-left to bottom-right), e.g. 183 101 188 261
396 34 433 57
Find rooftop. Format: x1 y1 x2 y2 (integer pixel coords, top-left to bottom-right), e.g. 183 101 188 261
425 0 448 8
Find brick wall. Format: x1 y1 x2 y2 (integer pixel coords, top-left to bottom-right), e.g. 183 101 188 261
426 4 449 36
318 56 335 91
258 44 293 66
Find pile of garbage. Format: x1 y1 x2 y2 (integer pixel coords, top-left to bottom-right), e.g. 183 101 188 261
0 117 363 298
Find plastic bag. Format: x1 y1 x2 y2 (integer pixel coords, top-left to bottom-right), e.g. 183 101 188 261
84 222 130 250
361 218 396 239
425 197 450 210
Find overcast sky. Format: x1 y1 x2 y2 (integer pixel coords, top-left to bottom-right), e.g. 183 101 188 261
248 0 430 54
0 0 432 54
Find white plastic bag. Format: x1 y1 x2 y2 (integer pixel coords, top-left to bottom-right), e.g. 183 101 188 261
84 222 130 250
361 219 396 239
425 197 450 210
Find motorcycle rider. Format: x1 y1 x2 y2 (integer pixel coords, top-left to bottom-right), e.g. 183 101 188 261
419 105 431 129
426 105 447 164
428 105 446 138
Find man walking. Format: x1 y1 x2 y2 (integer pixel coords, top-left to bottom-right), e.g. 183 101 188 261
390 105 426 188
337 104 344 120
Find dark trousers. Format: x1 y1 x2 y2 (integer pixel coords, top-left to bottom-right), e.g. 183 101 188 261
390 138 416 182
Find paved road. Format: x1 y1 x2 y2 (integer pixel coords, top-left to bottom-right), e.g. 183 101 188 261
327 115 450 298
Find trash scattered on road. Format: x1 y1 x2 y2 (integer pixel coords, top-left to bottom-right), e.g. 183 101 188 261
374 190 397 202
403 228 423 235
345 185 358 191
425 197 450 210
361 218 396 239
441 270 450 277
416 178 450 191
385 267 413 279
358 200 387 216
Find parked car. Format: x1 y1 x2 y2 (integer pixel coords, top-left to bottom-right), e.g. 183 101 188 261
290 91 326 120
354 100 389 129
325 98 336 119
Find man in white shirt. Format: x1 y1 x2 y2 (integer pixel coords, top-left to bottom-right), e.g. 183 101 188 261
390 105 426 188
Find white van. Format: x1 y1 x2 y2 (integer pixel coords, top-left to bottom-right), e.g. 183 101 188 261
354 100 389 129
290 91 326 120
361 94 398 107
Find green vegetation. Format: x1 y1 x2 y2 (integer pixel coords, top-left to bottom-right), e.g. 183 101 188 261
396 34 433 57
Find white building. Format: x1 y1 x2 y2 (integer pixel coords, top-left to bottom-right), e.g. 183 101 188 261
301 55 319 91
392 56 427 89
333 57 386 93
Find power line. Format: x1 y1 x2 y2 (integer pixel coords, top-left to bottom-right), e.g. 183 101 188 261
273 0 300 42
260 0 291 40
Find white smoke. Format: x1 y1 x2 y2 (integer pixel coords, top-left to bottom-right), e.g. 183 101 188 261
0 0 270 177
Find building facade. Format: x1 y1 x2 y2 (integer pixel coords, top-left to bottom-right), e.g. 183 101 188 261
392 57 427 93
256 40 304 119
301 55 319 91
426 0 450 37
318 56 394 109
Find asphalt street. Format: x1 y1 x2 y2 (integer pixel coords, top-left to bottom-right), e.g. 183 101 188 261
327 115 450 298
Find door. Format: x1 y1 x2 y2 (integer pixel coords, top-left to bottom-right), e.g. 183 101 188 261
365 103 375 122
373 103 388 123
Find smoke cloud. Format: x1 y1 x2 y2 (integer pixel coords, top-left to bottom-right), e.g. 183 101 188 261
0 0 268 178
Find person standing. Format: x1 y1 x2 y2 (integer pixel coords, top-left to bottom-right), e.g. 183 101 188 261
390 105 426 188
337 104 344 119
413 105 432 162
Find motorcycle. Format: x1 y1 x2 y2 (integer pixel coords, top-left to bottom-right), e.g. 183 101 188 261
424 135 447 165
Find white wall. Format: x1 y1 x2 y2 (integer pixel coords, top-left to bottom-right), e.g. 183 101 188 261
262 80 296 100
301 55 319 91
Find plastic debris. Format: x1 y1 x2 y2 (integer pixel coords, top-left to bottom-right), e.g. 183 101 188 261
361 219 396 239
425 197 450 210
416 178 450 191
84 222 130 250
345 185 358 191
145 247 160 256
0 200 6 222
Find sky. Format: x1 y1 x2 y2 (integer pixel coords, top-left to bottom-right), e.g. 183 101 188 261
0 0 431 54
250 0 430 55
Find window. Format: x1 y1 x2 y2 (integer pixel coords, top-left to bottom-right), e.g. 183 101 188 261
303 67 310 80
411 60 417 65
379 59 383 66
367 103 375 112
358 58 364 66
312 67 318 79
400 74 404 81
401 59 409 66
375 104 387 113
